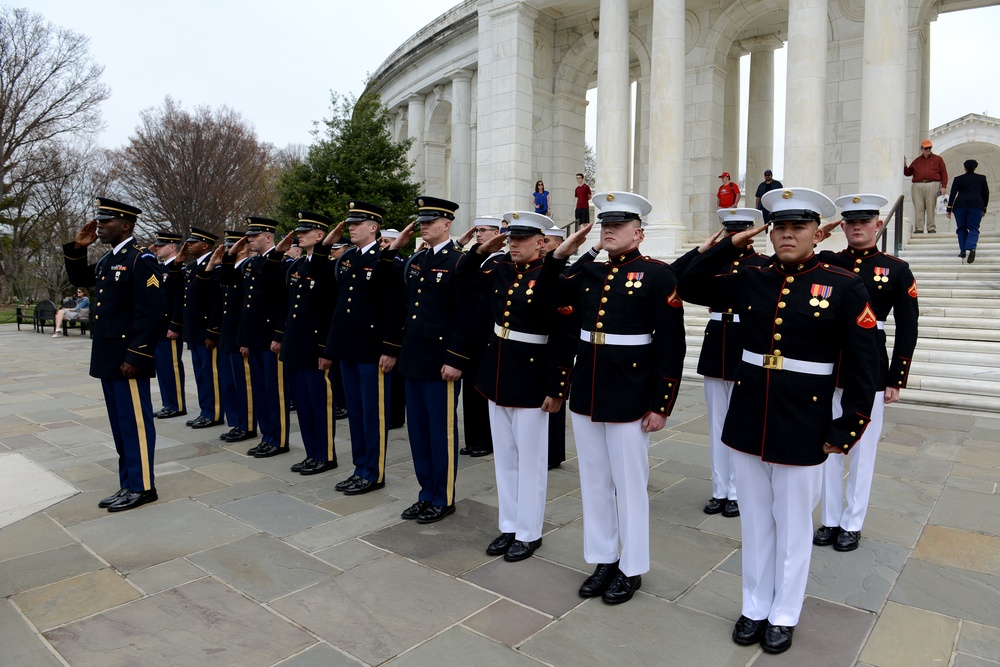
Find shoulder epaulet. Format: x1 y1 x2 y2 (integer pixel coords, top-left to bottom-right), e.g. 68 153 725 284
819 264 856 278
642 256 667 266
883 254 909 265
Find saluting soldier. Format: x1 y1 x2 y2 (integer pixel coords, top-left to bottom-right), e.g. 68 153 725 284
209 231 256 444
233 218 291 457
177 227 224 429
64 198 164 511
555 192 686 604
462 211 578 561
813 194 919 552
324 201 402 495
540 225 568 470
388 196 472 524
151 230 187 419
278 212 340 475
678 187 879 654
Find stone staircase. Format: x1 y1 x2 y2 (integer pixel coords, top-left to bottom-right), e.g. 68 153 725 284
680 231 1000 413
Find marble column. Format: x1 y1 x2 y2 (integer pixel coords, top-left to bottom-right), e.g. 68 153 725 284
646 0 686 255
859 0 907 207
743 36 783 189
406 93 426 185
723 51 744 180
450 69 474 230
920 24 931 140
783 0 828 189
596 0 630 191
632 78 643 193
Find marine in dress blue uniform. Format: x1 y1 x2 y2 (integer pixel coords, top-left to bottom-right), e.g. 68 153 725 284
279 211 339 475
324 201 403 495
151 230 187 419
213 230 255 443
678 187 880 654
179 227 224 429
234 218 292 457
814 194 920 552
558 192 686 604
63 198 164 511
391 196 473 524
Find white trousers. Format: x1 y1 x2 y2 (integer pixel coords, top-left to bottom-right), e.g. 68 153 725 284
733 449 821 626
571 413 650 577
821 388 885 531
704 378 737 500
489 401 549 542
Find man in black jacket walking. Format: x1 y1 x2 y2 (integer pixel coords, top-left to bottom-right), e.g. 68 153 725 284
947 159 990 263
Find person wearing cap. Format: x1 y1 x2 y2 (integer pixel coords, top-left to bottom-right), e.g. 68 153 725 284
574 173 592 230
175 227 224 429
322 201 402 495
322 232 353 423
206 231 256 444
232 218 292 457
64 197 165 512
274 211 340 475
554 192 687 604
684 208 771 519
150 231 187 419
540 225 569 470
458 210 578 561
678 187 879 654
813 194 920 553
717 172 741 209
754 170 783 224
459 216 505 458
946 159 990 263
388 196 472 524
904 140 949 233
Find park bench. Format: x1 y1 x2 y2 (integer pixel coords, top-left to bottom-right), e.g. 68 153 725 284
15 300 57 333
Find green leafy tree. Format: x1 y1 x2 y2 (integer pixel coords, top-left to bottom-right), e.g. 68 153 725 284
277 92 418 235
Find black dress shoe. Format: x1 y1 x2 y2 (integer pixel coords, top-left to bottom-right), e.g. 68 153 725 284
107 488 158 512
334 407 349 420
834 530 861 552
185 417 198 426
602 571 641 604
704 497 726 514
732 616 768 645
190 416 224 429
504 538 542 562
416 504 455 524
343 478 385 495
968 248 977 264
468 449 492 458
761 625 794 654
220 427 238 441
579 561 620 597
157 408 187 419
335 475 362 491
959 250 966 258
299 459 338 475
254 443 290 458
290 457 314 473
722 499 740 518
401 500 430 520
246 441 266 456
389 422 405 430
813 525 841 546
486 532 515 556
548 461 562 470
225 428 257 443
98 488 128 508
459 447 472 455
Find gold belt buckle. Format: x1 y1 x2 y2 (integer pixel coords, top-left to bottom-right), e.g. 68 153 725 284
590 331 606 345
762 354 783 371
498 327 511 340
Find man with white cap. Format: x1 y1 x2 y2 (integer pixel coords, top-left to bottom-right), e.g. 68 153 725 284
813 194 919 552
554 192 686 604
679 187 879 654
460 211 579 561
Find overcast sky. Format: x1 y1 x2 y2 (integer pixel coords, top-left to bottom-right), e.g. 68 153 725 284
23 0 1000 176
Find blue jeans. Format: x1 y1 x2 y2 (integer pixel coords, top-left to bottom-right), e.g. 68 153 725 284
954 208 983 252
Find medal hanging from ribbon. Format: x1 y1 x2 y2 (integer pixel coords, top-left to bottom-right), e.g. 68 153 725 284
873 266 889 283
809 284 833 309
625 272 644 288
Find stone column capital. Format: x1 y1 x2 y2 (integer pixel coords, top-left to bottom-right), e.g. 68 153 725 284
449 68 475 83
486 0 538 23
406 92 426 105
739 35 784 53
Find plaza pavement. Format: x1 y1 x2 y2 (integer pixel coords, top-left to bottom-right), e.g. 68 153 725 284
1 323 999 667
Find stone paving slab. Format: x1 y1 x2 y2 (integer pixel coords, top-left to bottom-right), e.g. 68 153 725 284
958 622 1000 664
0 599 63 667
387 626 545 666
929 486 1000 537
274 643 361 667
752 596 876 666
126 557 207 595
219 491 337 537
463 598 553 647
462 554 587 617
0 453 79 528
860 601 960 667
806 538 909 612
0 512 74 562
912 524 1000 575
12 567 142 631
890 558 1000 628
0 543 104 597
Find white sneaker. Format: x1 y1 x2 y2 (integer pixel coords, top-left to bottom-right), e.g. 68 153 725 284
52 332 62 338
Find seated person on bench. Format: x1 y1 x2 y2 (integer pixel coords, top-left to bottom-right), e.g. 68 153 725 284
53 288 90 337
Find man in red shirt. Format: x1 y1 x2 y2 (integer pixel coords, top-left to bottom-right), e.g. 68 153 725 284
717 172 740 209
574 173 592 230
903 139 948 233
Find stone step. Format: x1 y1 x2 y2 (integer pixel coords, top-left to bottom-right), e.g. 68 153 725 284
908 271 1000 280
917 305 1000 318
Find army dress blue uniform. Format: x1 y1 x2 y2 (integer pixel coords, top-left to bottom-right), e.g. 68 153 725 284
216 231 255 441
152 231 186 418
179 227 223 426
63 199 164 506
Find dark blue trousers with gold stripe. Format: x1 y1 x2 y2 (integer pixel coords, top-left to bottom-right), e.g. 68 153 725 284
248 349 289 447
220 350 253 432
154 337 185 412
340 361 390 484
102 377 156 492
287 363 336 463
190 343 221 421
405 377 460 507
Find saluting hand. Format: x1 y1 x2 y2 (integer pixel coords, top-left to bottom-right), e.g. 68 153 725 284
75 220 98 248
697 229 727 254
321 221 346 246
206 245 225 271
228 236 248 256
477 232 507 255
818 219 841 242
553 222 595 259
175 241 191 264
389 222 416 250
731 224 767 249
274 231 296 254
